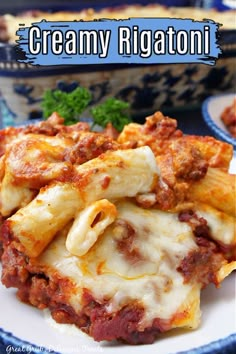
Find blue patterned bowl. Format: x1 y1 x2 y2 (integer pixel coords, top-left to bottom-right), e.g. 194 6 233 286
1 327 236 354
0 3 235 127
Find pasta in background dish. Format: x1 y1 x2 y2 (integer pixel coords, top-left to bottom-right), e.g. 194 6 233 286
0 111 235 345
220 98 236 138
0 4 235 44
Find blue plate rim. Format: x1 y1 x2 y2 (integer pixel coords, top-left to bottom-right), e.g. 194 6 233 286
202 93 236 149
0 326 235 354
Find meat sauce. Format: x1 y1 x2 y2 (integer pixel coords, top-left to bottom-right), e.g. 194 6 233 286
1 240 171 344
178 210 226 287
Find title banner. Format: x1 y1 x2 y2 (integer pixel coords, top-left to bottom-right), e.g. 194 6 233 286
17 18 221 66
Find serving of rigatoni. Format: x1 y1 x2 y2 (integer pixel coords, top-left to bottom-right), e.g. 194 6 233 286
0 111 235 345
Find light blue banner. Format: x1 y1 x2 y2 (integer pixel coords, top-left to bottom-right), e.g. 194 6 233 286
17 18 221 66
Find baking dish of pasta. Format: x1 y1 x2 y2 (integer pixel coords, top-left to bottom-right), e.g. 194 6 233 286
0 111 235 353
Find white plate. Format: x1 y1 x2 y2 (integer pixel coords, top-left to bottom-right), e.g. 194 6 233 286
202 93 236 149
0 158 236 354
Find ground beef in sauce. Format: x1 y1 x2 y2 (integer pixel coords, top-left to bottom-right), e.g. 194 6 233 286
177 210 225 287
64 133 119 165
1 241 170 344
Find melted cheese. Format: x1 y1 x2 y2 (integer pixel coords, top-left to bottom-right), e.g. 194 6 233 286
9 146 159 257
39 200 201 329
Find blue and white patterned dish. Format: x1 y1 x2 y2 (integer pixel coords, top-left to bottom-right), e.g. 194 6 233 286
0 1 236 127
0 327 235 354
202 93 236 149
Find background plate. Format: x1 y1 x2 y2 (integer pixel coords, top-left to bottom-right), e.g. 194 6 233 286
202 93 236 149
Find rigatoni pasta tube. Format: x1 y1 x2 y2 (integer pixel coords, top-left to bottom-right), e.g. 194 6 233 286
188 168 236 217
216 261 236 283
73 145 159 202
9 146 159 257
192 203 236 246
0 173 35 216
0 134 73 216
66 199 117 256
8 183 82 257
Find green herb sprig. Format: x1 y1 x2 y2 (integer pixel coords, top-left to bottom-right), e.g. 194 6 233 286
41 87 92 125
90 97 131 131
41 87 132 131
